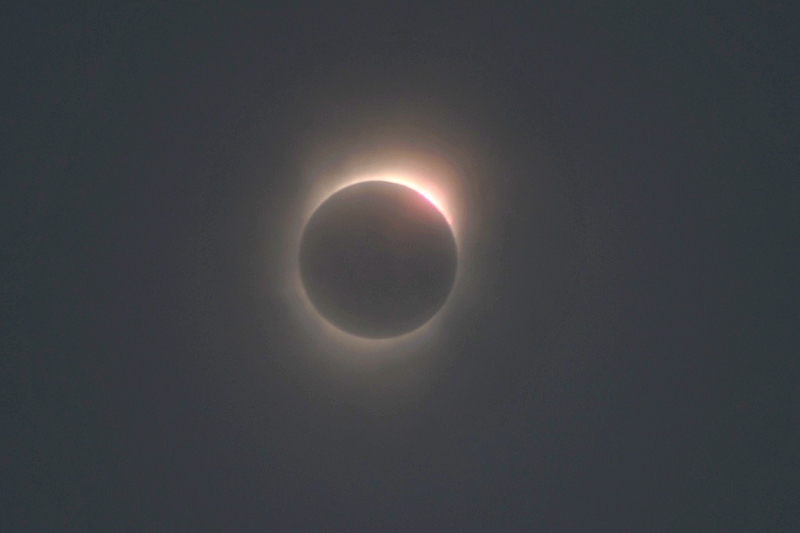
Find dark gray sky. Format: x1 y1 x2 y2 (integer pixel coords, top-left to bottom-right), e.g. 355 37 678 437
4 3 798 530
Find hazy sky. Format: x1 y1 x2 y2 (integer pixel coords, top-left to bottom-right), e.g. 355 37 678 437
5 4 798 530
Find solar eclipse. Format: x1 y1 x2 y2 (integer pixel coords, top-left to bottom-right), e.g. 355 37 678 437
299 180 458 339
280 131 493 360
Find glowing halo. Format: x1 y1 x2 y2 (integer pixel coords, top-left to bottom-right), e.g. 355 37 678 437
298 174 460 345
282 146 478 361
303 171 460 247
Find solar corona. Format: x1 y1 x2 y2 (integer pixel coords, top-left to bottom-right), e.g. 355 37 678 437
300 180 457 339
285 151 474 357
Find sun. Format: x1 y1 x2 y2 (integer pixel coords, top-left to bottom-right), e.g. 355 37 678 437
284 150 470 360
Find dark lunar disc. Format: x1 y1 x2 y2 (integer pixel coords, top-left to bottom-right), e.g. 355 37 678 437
299 181 458 339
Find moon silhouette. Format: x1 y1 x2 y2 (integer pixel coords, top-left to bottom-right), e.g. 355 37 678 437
299 180 458 339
